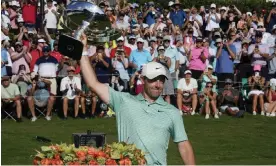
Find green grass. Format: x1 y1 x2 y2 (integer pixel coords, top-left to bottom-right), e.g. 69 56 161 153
2 114 276 165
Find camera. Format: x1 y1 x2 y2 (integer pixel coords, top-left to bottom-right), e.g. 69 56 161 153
205 8 209 13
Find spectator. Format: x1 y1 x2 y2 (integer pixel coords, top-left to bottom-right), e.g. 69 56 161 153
266 4 276 33
1 38 9 76
33 46 58 120
199 82 219 119
27 73 52 122
22 0 36 27
8 1 20 30
248 32 270 79
188 37 208 79
29 39 44 72
60 66 82 119
143 1 156 26
215 38 236 89
218 78 243 117
150 14 167 33
111 48 129 90
147 37 158 57
1 76 22 122
153 45 174 103
129 69 144 95
90 45 111 84
248 67 266 115
116 12 129 31
177 70 198 115
50 40 63 62
236 39 252 81
205 4 221 36
188 6 203 28
129 38 152 73
125 35 137 51
80 87 96 118
11 64 32 97
110 36 131 59
44 0 58 34
11 41 31 75
169 0 186 28
264 79 276 117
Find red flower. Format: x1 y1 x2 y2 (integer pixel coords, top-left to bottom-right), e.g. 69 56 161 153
119 158 132 165
54 153 60 160
76 151 86 161
105 159 117 165
40 158 51 165
88 160 98 165
33 159 39 165
97 151 106 158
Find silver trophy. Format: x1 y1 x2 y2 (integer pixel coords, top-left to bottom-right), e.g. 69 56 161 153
61 1 120 44
58 1 120 60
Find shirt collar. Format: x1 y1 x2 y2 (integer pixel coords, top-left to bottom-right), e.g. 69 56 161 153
136 93 167 106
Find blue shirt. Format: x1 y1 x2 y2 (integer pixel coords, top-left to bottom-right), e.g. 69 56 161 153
1 48 8 76
169 10 186 27
215 45 236 74
129 49 152 72
145 12 155 26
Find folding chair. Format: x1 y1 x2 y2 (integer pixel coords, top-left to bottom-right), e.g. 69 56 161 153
36 106 47 118
1 102 17 122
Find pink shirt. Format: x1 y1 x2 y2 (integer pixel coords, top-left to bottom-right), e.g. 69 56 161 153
8 8 18 29
189 47 209 71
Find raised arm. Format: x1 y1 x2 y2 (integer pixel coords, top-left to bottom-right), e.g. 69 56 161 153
80 34 109 104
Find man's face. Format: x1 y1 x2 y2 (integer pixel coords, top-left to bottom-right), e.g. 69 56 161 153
191 8 197 14
68 70 74 77
2 79 10 87
225 83 232 90
129 38 135 44
196 41 202 48
47 1 52 7
43 50 50 56
175 4 180 9
137 41 144 49
185 73 192 80
163 39 170 47
142 76 165 100
117 40 124 47
150 41 156 47
207 68 213 75
220 10 225 14
15 44 23 52
256 36 262 43
38 42 45 48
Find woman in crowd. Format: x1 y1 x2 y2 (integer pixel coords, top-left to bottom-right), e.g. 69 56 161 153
264 79 276 117
248 67 266 115
199 82 219 119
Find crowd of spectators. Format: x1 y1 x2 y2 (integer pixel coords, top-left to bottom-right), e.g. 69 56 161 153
1 0 276 122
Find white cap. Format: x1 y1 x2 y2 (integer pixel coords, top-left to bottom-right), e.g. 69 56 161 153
168 1 174 6
214 31 221 36
129 35 136 39
106 7 112 10
53 1 57 5
273 24 276 31
246 12 252 16
17 17 24 22
149 37 157 42
207 65 213 69
210 3 216 8
38 39 46 43
116 36 124 41
215 38 222 43
257 22 264 26
137 38 144 43
184 70 192 74
220 6 226 11
143 24 149 29
157 45 165 50
142 62 167 79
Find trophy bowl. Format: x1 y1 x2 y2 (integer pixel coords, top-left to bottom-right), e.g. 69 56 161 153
62 1 121 45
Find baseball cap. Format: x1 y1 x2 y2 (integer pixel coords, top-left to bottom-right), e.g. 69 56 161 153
210 3 216 8
38 38 46 43
207 65 213 69
1 75 10 81
242 39 251 44
137 38 144 43
42 46 50 52
220 6 226 11
15 41 23 46
214 31 221 37
225 78 233 84
106 7 113 11
246 12 252 16
257 22 264 26
196 37 203 42
129 35 136 39
168 1 174 6
215 38 222 43
117 36 124 41
184 70 192 75
157 45 165 50
149 37 157 42
163 35 171 41
142 62 167 80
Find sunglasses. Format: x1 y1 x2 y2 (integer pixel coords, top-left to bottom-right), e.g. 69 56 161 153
164 40 170 42
16 45 22 47
68 70 75 72
226 83 232 85
117 40 124 43
206 85 213 88
137 42 143 44
158 49 165 52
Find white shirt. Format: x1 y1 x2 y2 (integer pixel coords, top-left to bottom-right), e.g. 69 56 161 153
205 13 221 31
149 23 167 33
44 6 57 29
112 58 130 80
177 78 198 92
60 76 81 100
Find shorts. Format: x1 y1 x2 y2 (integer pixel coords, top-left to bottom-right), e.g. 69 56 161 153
43 78 57 95
220 105 239 113
248 90 264 96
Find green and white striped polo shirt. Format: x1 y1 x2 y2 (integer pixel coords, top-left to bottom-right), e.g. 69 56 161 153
108 87 188 165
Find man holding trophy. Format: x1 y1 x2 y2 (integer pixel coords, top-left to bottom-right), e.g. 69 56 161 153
58 1 195 165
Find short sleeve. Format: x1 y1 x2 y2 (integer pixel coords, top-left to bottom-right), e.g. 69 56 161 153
175 49 180 61
230 45 236 55
14 84 20 96
192 79 198 89
129 52 134 63
108 87 124 111
76 77 82 90
177 78 184 90
248 45 254 54
60 78 66 91
170 112 188 142
147 52 152 62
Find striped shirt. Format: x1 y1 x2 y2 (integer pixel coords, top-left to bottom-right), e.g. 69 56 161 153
108 87 188 165
33 56 58 77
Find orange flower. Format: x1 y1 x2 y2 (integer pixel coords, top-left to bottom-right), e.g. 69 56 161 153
88 160 98 165
87 147 97 155
54 153 60 160
33 159 39 165
76 150 86 161
97 151 106 158
105 159 117 165
124 158 132 165
40 158 51 165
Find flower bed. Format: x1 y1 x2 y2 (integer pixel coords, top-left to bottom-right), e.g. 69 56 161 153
33 142 146 165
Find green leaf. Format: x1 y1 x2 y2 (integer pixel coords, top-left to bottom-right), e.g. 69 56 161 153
41 146 52 152
35 153 45 159
110 150 121 159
